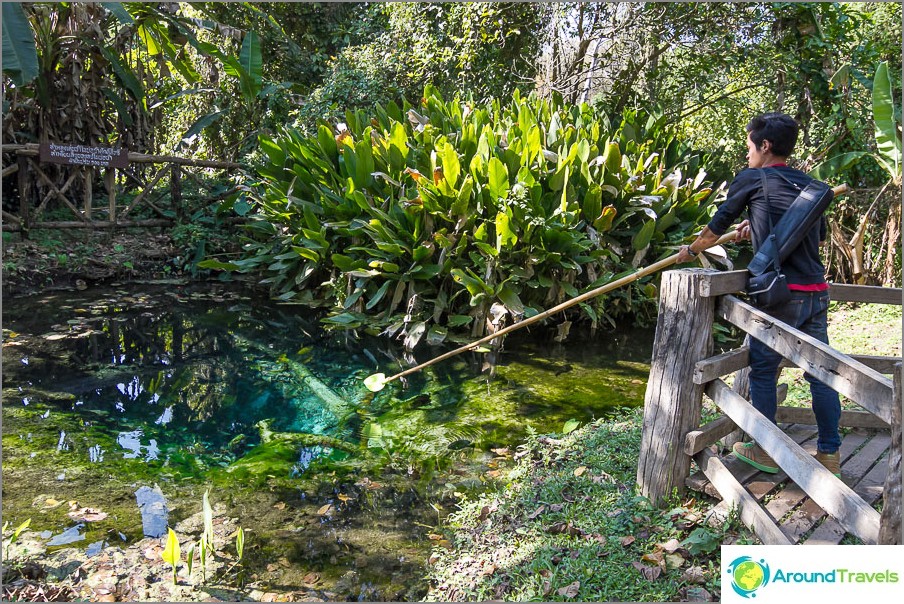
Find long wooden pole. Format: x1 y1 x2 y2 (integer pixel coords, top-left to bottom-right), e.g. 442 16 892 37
367 183 849 391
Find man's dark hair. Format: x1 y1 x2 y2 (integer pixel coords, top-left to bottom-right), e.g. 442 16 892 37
746 113 799 157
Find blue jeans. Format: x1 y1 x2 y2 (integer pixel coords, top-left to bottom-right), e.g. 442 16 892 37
748 290 841 454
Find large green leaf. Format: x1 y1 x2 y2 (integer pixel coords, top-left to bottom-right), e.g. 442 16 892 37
487 157 509 200
98 47 145 104
808 151 866 181
239 30 263 100
179 110 226 147
2 3 38 86
872 62 902 182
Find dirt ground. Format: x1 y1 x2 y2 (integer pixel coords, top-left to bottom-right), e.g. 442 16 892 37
2 229 184 298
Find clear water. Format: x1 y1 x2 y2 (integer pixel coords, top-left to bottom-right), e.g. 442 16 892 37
1 283 654 599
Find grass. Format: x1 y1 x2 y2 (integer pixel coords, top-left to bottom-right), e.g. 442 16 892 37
425 302 901 602
424 409 752 602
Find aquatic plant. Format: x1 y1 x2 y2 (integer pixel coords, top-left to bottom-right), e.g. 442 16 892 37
2 518 31 559
162 527 181 585
204 88 721 342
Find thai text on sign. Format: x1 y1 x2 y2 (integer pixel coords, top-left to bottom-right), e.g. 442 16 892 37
39 143 129 168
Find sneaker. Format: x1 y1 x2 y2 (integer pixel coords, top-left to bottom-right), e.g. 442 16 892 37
732 442 779 473
815 451 841 478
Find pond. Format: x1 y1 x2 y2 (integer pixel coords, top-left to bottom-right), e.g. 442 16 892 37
1 282 654 600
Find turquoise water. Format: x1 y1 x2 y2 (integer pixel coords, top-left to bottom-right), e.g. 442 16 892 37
1 283 654 598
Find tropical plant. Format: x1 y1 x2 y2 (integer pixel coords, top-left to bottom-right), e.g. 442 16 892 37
812 61 903 284
203 88 720 343
162 527 182 585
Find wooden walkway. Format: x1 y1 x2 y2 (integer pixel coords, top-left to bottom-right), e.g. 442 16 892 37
687 422 891 545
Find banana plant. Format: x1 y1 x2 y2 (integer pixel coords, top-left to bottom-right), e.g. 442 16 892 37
811 61 902 282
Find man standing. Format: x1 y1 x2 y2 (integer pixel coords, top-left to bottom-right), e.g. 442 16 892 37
675 112 842 477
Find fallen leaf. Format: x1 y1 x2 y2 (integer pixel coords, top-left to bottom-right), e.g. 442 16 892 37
557 580 580 598
302 571 321 586
666 553 686 570
316 504 333 516
547 522 586 538
642 551 666 571
542 580 552 596
620 535 636 546
658 538 681 553
549 503 565 513
586 533 607 545
486 469 502 479
682 566 707 584
527 505 546 520
538 569 551 578
573 466 587 477
685 586 712 601
632 561 662 581
490 447 510 456
427 533 443 540
273 502 286 510
337 493 351 502
482 563 496 576
43 498 63 509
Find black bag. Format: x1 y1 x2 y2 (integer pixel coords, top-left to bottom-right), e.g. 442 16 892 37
746 268 791 309
744 170 798 309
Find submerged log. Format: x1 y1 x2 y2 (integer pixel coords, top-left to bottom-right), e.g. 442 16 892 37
255 418 357 454
230 333 354 419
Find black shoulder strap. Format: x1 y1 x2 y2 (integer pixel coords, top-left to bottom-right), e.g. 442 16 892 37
747 169 833 276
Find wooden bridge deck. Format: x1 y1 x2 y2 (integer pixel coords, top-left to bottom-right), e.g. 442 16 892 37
686 422 891 545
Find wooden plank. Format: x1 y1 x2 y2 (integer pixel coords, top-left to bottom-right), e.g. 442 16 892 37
694 347 749 384
33 170 78 221
120 166 168 219
776 406 890 429
698 270 748 297
830 283 902 305
31 162 88 222
685 384 787 455
880 363 902 544
3 143 241 168
694 448 792 544
707 378 882 544
717 295 895 424
770 434 882 541
638 270 716 505
850 354 902 375
13 219 174 229
2 163 18 177
805 455 890 545
685 416 737 456
778 354 900 374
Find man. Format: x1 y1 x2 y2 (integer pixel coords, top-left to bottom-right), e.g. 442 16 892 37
675 112 841 477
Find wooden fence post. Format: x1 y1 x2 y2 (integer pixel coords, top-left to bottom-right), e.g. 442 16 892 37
17 154 30 238
637 268 717 506
879 362 902 544
84 166 93 220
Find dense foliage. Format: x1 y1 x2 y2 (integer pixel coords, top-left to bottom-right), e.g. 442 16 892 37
2 2 901 303
205 90 721 343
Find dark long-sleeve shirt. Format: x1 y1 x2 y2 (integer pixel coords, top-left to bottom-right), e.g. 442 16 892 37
707 166 828 286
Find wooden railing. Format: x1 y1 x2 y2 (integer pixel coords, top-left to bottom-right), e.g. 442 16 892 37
2 143 241 235
636 268 901 545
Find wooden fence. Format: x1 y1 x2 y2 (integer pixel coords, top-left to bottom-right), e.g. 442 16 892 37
2 142 241 235
636 268 902 545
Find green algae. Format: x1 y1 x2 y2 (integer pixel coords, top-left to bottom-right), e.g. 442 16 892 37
2 284 654 599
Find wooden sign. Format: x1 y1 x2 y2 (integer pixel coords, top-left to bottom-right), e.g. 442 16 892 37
39 143 129 168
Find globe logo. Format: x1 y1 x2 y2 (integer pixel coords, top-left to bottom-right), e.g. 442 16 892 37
727 556 771 598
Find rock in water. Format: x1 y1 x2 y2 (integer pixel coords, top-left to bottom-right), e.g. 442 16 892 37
135 485 168 538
